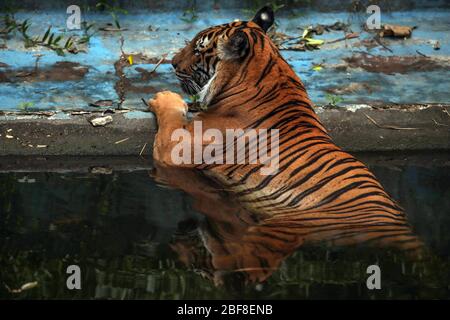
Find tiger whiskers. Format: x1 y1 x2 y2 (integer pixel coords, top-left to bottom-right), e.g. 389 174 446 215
198 73 217 106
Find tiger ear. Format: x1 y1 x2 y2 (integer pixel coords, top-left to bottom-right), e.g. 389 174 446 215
252 6 274 33
218 31 249 60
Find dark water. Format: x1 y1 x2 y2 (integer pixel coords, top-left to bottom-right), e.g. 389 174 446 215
0 153 449 299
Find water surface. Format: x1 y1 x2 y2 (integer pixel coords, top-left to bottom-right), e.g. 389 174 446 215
0 153 449 299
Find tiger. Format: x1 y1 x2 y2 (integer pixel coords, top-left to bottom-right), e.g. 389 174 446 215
148 5 424 277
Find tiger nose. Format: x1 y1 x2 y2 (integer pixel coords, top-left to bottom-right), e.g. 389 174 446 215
171 61 178 69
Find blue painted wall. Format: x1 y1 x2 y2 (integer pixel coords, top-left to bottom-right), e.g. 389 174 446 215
0 2 449 111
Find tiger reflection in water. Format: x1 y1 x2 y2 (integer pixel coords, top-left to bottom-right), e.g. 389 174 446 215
148 6 424 285
152 163 424 286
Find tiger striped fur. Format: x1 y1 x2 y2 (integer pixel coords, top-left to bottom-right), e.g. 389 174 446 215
148 6 424 280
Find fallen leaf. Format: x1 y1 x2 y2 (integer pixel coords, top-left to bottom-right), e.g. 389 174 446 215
302 26 313 38
304 38 324 46
6 281 38 293
380 24 413 38
20 281 38 291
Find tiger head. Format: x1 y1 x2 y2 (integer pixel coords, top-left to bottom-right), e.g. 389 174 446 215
171 6 277 105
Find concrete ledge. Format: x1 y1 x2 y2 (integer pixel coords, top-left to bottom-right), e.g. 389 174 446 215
317 104 450 151
1 104 449 156
0 111 156 156
1 152 449 173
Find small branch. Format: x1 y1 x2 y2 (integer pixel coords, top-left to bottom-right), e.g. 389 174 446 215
326 32 359 44
141 98 149 107
149 54 168 73
373 35 393 53
442 108 450 118
364 113 420 130
114 137 129 144
416 50 429 58
432 119 449 127
139 142 148 157
119 36 125 55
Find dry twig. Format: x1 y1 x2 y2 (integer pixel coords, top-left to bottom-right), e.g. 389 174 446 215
139 142 148 156
150 54 168 73
364 113 420 130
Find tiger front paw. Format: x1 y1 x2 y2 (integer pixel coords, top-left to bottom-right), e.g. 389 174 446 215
148 91 187 115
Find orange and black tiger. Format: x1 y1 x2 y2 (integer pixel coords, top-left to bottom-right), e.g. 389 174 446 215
148 5 424 275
